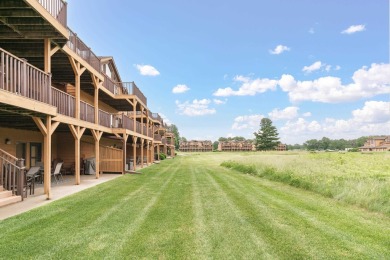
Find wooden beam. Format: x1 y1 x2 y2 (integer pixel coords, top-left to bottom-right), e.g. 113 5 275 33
133 137 138 171
91 129 102 179
44 38 51 73
50 121 60 135
68 125 85 185
122 133 128 174
32 117 47 136
141 138 144 168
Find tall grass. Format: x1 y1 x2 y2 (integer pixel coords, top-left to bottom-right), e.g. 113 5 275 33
220 151 390 215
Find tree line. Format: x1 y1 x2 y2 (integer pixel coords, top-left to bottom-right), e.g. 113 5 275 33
175 117 371 152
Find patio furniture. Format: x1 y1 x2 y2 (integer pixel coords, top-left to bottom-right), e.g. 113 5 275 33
25 166 41 195
51 162 64 184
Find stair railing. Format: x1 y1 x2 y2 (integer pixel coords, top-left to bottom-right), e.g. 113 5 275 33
0 149 26 200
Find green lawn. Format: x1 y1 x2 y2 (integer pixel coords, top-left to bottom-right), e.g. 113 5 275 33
0 153 389 259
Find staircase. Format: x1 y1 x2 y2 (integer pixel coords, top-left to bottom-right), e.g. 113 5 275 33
0 186 22 207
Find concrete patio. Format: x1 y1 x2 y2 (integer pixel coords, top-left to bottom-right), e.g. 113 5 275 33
0 173 122 220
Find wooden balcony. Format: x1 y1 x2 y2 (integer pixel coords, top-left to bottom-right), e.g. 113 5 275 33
151 112 163 124
67 28 100 73
0 1 68 46
36 0 67 28
99 109 111 128
0 48 51 104
154 134 162 142
102 74 147 106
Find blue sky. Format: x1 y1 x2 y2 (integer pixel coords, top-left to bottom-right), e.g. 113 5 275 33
66 0 390 144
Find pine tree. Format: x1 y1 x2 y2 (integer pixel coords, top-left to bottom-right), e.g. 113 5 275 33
254 118 280 151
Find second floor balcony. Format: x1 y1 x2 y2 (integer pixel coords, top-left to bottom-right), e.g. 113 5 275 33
103 74 147 105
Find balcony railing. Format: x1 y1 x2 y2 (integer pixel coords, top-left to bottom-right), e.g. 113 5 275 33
151 112 164 125
154 134 162 142
80 101 95 123
36 0 67 28
120 82 147 105
148 127 153 138
67 28 100 72
0 48 51 104
99 109 111 128
122 114 134 131
135 121 142 134
102 75 147 105
161 137 167 145
51 87 75 117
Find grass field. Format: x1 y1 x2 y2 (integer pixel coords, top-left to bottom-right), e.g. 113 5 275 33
219 151 390 215
0 153 389 259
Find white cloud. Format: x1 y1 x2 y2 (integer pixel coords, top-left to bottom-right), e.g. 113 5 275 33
269 44 290 55
172 84 190 94
232 114 264 130
176 99 216 116
334 65 341 71
159 113 171 125
213 99 227 105
279 63 390 103
302 112 312 117
309 28 315 34
135 64 160 76
268 107 299 121
352 101 390 123
302 61 322 73
213 76 278 97
280 101 390 143
341 24 366 34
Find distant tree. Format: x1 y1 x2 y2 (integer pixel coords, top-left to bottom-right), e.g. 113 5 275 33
355 136 368 147
218 137 228 142
180 137 187 143
167 124 180 150
254 118 280 151
304 139 319 150
213 141 219 150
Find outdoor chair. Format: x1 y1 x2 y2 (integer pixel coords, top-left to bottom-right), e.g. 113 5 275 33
25 166 41 195
51 162 64 184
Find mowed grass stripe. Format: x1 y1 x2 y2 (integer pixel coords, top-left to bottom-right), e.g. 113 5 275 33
114 158 198 258
189 156 274 259
190 157 213 258
212 159 390 258
0 162 176 259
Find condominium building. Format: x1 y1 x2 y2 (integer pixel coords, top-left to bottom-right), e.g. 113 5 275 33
179 140 213 152
0 0 174 205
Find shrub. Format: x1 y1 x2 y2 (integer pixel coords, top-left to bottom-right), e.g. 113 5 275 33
159 153 167 160
220 161 257 174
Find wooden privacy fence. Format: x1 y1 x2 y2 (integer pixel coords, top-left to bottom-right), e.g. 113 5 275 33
100 146 123 173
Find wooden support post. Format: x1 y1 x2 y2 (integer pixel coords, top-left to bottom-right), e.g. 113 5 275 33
91 130 103 179
69 57 86 120
146 141 150 166
92 75 102 124
122 133 128 174
32 116 59 199
133 99 138 132
44 39 51 73
43 38 60 73
140 138 144 168
133 137 138 171
69 125 86 185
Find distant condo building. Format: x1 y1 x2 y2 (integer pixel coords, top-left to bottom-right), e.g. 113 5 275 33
180 140 213 152
275 143 287 151
218 141 254 152
360 136 390 152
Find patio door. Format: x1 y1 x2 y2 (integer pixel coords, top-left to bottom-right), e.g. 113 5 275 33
30 143 42 166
